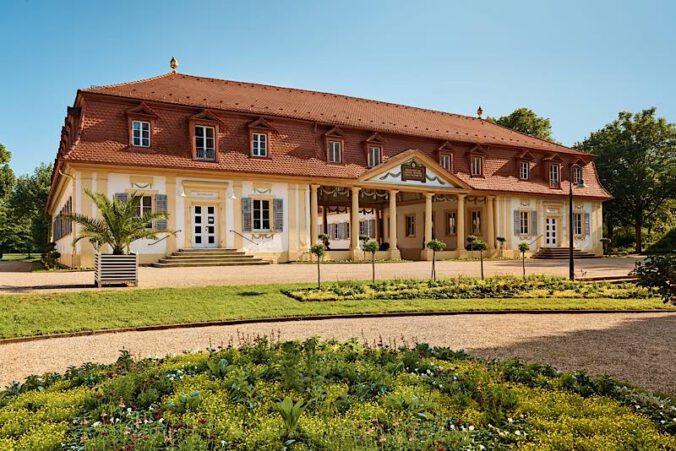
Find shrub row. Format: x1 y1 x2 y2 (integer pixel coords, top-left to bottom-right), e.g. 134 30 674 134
283 275 655 302
0 339 673 449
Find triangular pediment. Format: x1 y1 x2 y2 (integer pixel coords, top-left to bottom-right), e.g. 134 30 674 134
359 149 469 190
436 140 455 152
126 102 158 118
190 109 223 124
247 116 276 131
364 132 385 144
324 126 345 137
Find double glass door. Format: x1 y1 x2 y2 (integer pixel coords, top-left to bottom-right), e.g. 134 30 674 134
192 205 217 248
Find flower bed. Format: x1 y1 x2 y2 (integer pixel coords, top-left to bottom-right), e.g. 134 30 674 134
0 339 673 449
283 275 655 302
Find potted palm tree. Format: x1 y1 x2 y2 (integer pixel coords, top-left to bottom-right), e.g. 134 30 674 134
67 191 173 287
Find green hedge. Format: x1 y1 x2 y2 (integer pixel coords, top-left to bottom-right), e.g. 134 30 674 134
283 275 654 302
0 339 673 449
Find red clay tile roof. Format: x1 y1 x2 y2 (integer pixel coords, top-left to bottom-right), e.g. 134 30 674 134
84 73 584 156
59 72 611 200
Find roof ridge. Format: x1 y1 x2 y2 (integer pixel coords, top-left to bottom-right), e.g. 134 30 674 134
84 72 175 91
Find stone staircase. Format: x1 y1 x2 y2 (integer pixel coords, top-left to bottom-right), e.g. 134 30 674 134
151 248 271 268
531 247 598 259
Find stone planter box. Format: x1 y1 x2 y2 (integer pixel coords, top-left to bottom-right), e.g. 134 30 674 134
94 253 138 287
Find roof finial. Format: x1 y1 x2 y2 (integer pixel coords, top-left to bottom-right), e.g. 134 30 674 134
170 56 178 74
476 105 483 119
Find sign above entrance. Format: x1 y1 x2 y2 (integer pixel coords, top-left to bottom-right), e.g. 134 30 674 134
401 161 426 182
192 191 218 199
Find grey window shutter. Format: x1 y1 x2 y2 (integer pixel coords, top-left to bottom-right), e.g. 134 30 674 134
584 212 591 236
513 210 520 234
155 194 168 230
114 192 128 203
273 198 284 231
530 211 537 237
242 198 252 232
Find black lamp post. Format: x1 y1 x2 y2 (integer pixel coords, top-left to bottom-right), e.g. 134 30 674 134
568 166 584 280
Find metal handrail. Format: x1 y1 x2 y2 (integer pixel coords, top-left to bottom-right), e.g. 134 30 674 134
229 229 259 246
148 230 181 246
529 234 543 246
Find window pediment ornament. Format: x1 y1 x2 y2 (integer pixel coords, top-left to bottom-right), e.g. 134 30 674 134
543 152 563 162
516 149 535 160
364 132 385 144
324 126 345 138
125 102 158 119
247 116 276 131
467 144 487 155
436 140 455 153
189 109 223 125
570 157 587 167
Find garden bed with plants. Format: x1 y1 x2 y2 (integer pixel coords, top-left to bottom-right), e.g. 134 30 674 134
283 275 655 302
0 339 673 449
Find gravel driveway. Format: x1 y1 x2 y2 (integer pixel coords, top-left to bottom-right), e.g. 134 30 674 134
0 257 640 293
1 312 673 394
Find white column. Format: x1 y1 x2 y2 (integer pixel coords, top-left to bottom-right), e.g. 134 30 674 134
487 196 495 250
422 192 434 260
310 184 319 246
457 194 466 255
350 187 361 259
388 190 400 260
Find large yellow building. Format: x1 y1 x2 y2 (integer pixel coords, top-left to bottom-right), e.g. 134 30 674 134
48 69 611 267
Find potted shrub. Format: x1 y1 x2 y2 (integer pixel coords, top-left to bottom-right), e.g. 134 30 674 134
67 191 173 287
318 233 330 251
426 239 446 281
473 239 487 280
310 243 326 289
496 236 506 257
518 242 530 280
363 240 379 284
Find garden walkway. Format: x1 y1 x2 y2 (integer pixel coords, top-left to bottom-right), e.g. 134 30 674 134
1 312 673 394
0 257 640 293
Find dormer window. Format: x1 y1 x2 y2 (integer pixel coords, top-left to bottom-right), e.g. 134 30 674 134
195 125 215 161
519 160 530 180
572 165 582 185
132 121 151 147
327 140 343 163
251 132 268 157
549 163 561 187
439 154 453 171
471 156 483 176
367 146 382 167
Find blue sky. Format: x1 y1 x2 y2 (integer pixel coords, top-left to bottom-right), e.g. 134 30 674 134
1 0 674 175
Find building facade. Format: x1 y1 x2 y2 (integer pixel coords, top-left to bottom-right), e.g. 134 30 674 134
47 69 611 267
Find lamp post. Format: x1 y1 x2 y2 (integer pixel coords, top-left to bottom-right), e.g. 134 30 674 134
568 166 584 280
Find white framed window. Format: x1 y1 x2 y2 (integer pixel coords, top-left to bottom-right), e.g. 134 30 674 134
135 195 153 228
471 210 481 234
195 125 216 160
368 146 382 167
572 165 583 185
471 156 482 176
446 211 456 235
405 215 416 237
519 211 530 235
440 154 452 171
251 132 268 157
132 120 151 147
359 219 376 238
327 140 342 163
519 160 529 180
573 212 583 236
252 199 271 231
549 163 561 186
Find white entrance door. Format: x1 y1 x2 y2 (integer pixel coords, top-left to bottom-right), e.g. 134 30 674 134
545 217 557 247
192 205 217 248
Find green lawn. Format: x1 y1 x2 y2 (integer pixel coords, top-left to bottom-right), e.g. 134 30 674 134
0 253 38 261
0 283 673 339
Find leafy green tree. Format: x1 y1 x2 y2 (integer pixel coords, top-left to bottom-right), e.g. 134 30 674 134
518 242 530 279
9 163 52 252
632 255 674 303
426 239 446 281
66 191 172 255
363 240 379 283
0 144 15 199
310 243 326 289
577 108 675 253
487 108 554 141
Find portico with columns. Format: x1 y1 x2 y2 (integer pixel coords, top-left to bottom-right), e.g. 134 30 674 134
306 149 504 261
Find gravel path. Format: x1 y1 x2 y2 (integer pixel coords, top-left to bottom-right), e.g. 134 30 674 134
1 312 673 394
0 257 640 294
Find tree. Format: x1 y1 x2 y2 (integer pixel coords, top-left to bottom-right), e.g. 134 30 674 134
426 239 446 281
518 242 530 279
362 240 379 284
473 239 487 280
0 143 15 199
632 255 674 303
310 244 326 289
9 163 52 252
487 108 554 141
66 191 172 255
577 108 675 253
